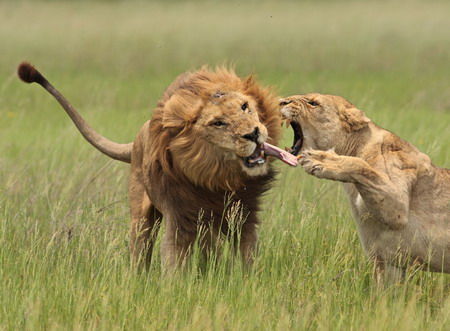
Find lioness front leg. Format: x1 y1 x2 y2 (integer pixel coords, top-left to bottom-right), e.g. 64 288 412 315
300 149 374 182
300 150 410 230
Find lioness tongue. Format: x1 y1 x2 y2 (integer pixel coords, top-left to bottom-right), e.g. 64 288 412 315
262 142 298 167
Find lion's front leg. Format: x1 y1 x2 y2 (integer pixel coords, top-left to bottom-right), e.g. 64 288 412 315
238 219 258 268
160 216 197 272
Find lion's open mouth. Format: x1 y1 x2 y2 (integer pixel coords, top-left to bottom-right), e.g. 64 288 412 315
290 121 304 156
243 144 266 168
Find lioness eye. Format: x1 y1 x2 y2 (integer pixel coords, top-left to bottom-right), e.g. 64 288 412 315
212 120 227 127
241 102 249 111
307 100 319 107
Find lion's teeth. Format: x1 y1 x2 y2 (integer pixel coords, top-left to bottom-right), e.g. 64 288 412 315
248 156 265 165
285 119 291 128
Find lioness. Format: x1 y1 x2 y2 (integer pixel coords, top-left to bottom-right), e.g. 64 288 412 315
18 62 291 270
280 93 450 281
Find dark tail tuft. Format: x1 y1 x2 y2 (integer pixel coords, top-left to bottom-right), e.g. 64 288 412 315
17 62 45 85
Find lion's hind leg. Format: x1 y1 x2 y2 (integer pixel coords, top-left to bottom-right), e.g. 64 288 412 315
130 189 162 270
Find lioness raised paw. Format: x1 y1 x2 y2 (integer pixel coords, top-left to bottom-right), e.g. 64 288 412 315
299 149 348 181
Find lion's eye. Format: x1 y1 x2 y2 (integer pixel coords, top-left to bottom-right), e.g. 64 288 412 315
307 100 319 107
241 102 249 111
212 120 227 127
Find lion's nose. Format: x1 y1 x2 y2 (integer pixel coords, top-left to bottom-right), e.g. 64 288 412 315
279 99 292 106
242 127 260 143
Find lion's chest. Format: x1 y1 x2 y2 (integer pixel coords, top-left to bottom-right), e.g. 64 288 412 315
149 174 265 227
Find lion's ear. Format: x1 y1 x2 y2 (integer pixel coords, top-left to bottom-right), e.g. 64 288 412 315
339 107 370 132
243 75 255 89
162 94 201 128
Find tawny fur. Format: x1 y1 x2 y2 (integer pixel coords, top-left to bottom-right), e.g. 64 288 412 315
18 63 281 270
132 69 281 270
280 93 450 282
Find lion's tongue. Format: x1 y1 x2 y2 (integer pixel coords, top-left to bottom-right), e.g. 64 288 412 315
262 142 298 167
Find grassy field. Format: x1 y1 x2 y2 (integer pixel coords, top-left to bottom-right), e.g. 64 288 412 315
1 0 450 329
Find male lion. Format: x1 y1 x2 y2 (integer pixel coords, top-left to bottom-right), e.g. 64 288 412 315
280 93 450 281
18 62 284 270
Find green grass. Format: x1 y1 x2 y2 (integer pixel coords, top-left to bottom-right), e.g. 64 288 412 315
1 0 449 329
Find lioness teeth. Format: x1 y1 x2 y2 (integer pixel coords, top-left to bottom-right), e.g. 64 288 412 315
285 119 291 128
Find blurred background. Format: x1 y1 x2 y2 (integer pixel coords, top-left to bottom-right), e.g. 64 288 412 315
1 1 449 146
1 1 449 329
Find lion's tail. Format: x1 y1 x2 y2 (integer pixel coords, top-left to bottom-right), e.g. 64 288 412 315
17 62 133 163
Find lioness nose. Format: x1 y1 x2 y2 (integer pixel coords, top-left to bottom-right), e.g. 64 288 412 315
279 99 292 106
242 127 260 143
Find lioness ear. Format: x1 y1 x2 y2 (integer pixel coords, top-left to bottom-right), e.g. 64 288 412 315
162 94 201 128
339 107 370 132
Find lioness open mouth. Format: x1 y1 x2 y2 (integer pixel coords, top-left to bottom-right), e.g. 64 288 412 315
289 121 304 156
243 144 266 168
